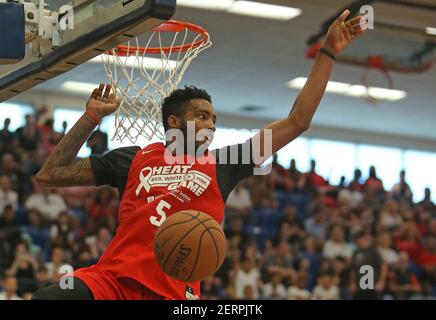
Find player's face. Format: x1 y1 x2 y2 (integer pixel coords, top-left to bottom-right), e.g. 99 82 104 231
181 98 217 149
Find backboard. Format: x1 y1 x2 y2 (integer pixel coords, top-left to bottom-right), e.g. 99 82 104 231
0 0 176 102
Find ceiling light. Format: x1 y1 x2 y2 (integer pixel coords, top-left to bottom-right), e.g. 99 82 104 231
287 77 407 101
177 0 234 10
227 1 302 21
61 81 99 94
426 27 436 36
88 56 177 70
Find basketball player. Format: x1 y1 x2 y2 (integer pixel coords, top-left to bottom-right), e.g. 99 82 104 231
32 11 365 300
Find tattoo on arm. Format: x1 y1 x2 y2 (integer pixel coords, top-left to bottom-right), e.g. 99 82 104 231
44 115 96 168
39 115 97 186
47 158 95 187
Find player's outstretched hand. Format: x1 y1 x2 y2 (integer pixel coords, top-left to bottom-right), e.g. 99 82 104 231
322 10 367 55
86 83 120 120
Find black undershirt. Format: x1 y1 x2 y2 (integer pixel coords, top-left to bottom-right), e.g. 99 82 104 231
89 140 255 203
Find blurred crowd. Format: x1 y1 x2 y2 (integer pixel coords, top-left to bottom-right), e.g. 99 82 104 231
0 113 436 300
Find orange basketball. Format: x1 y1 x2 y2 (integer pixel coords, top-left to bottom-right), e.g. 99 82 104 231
153 210 227 282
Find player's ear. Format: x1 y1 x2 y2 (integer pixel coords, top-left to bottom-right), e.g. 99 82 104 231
167 114 181 129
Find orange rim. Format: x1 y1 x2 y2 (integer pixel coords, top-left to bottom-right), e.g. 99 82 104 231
106 20 210 56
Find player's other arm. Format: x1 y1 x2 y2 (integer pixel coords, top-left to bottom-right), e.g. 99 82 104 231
35 84 120 188
252 10 366 162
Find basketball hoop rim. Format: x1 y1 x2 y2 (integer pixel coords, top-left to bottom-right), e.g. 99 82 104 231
106 20 210 56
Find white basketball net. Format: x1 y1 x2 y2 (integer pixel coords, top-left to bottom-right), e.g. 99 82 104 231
101 23 212 143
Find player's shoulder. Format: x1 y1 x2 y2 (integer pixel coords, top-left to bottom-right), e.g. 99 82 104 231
92 146 141 164
104 145 141 156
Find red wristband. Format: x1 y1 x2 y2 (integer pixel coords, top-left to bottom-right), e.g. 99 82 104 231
85 111 101 125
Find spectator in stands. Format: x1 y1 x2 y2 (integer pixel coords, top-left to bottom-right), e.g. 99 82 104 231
338 181 363 209
420 188 435 212
0 205 21 247
0 175 18 214
50 211 74 250
322 225 352 260
250 175 277 208
226 183 252 216
25 181 67 222
350 230 388 300
365 166 384 194
351 169 364 191
0 276 22 300
6 241 38 294
390 170 413 203
201 276 224 300
39 118 62 155
265 240 295 280
0 118 13 150
418 236 436 269
288 159 303 192
225 215 249 249
88 186 118 222
304 209 327 241
427 218 436 238
299 236 321 288
380 200 403 230
262 273 287 299
270 154 287 192
288 272 311 300
234 258 261 299
21 209 47 253
394 220 422 264
387 251 422 300
305 160 327 191
312 271 340 300
279 205 301 227
242 285 256 300
331 256 351 299
0 153 25 193
15 114 39 152
377 232 399 266
45 246 68 283
418 236 436 296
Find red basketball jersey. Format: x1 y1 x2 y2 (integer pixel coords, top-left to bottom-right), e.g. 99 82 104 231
74 141 253 299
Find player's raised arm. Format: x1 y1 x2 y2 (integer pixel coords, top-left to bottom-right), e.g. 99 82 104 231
35 84 120 187
252 10 366 163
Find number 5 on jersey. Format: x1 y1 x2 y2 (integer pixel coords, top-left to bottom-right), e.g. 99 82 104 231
150 200 171 227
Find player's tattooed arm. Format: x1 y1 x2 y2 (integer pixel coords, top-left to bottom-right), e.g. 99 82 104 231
36 84 119 187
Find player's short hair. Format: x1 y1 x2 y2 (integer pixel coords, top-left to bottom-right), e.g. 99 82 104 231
161 85 212 132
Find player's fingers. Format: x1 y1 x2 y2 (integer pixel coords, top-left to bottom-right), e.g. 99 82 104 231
96 83 105 99
347 24 361 36
91 89 99 99
346 15 362 26
337 9 350 23
103 84 111 101
109 93 118 104
352 29 366 39
350 21 366 33
341 22 352 42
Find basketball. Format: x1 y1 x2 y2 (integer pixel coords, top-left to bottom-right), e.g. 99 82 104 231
153 210 227 282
